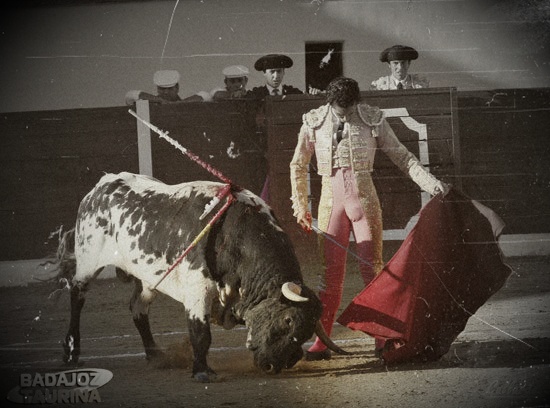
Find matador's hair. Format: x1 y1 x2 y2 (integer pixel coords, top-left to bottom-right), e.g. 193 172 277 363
325 77 361 108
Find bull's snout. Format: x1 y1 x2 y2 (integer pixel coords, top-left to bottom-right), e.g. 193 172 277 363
260 363 276 374
285 347 303 369
255 345 303 374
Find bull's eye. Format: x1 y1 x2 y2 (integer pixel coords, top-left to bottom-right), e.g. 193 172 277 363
284 317 292 325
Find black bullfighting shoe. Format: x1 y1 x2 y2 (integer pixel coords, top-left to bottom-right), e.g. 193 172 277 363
304 349 332 361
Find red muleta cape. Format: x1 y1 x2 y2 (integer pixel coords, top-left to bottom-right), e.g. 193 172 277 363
337 188 512 363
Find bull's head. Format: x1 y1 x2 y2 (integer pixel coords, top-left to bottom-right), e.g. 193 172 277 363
243 282 348 373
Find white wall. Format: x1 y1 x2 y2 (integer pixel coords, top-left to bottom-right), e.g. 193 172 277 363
1 0 548 113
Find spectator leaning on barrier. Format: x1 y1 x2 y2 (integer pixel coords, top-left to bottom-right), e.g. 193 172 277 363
369 45 429 90
212 65 250 100
125 70 182 105
185 65 250 102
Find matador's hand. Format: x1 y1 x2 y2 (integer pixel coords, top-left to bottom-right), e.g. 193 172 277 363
296 211 312 233
434 181 452 197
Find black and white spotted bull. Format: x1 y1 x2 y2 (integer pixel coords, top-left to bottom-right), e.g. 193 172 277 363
55 172 345 382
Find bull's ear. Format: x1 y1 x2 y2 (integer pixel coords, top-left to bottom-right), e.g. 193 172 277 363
281 282 309 303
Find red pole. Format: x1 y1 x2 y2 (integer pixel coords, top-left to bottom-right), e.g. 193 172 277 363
128 109 240 189
152 195 235 290
128 110 242 289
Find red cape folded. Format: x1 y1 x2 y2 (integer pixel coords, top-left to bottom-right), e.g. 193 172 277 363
337 189 512 363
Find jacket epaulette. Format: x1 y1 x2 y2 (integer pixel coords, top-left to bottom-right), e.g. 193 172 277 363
303 104 329 129
357 104 384 126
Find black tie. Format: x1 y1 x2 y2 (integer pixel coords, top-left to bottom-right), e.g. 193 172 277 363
272 88 279 95
336 121 344 144
397 82 404 90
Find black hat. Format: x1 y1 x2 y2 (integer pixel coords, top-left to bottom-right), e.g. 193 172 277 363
254 54 294 71
379 45 419 63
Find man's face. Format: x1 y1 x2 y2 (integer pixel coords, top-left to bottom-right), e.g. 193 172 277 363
263 68 285 88
225 76 248 94
157 84 180 101
388 60 411 81
331 103 355 123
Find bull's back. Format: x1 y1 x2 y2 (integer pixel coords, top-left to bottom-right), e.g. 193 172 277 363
78 172 225 226
74 172 225 279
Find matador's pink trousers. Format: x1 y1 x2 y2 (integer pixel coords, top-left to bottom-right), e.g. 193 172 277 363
308 167 377 353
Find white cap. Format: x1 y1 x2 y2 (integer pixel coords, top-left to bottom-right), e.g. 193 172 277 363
153 70 180 88
222 65 249 78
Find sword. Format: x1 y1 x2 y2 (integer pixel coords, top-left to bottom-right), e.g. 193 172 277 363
310 224 374 268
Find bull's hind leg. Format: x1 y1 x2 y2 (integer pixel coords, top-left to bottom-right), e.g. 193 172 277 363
63 282 87 365
188 316 216 382
130 278 163 359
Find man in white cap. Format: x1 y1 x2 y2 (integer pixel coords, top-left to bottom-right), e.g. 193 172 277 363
212 65 250 100
125 70 182 105
370 45 429 90
184 65 250 102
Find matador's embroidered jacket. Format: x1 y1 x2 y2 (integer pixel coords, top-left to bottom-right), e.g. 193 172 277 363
289 103 443 274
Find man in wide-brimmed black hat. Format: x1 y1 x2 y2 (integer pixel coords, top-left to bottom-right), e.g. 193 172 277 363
248 54 303 99
370 45 429 90
246 54 304 204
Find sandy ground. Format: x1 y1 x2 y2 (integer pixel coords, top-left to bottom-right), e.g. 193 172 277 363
0 256 548 408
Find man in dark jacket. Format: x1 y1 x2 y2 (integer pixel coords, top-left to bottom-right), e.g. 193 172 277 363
248 54 303 98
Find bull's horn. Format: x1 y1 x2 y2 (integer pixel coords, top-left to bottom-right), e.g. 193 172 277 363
281 282 309 303
315 321 351 355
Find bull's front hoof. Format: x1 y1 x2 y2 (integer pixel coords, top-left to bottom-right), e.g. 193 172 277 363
62 350 82 367
62 344 80 365
145 348 165 361
63 359 84 367
193 369 217 383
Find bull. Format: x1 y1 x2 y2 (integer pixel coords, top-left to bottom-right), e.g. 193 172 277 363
55 172 346 382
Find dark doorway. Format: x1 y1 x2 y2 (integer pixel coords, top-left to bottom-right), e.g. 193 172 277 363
305 41 343 92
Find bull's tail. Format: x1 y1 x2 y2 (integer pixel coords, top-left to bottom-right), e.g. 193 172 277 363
48 227 77 301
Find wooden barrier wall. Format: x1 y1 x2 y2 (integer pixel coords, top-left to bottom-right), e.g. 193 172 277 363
145 100 265 190
1 88 548 261
457 88 550 235
0 107 139 261
0 100 265 261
